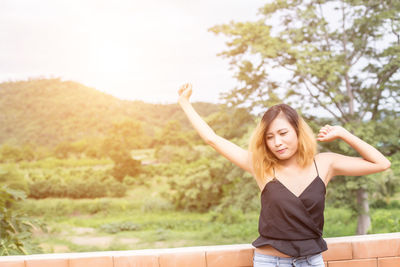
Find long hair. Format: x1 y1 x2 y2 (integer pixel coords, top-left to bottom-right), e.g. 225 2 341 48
248 104 316 185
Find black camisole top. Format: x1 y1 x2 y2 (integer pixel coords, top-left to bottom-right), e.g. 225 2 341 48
252 160 328 257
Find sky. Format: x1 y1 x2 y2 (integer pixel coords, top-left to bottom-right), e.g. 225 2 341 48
0 0 267 104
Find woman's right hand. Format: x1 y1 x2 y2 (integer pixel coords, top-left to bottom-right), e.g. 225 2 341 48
178 83 192 103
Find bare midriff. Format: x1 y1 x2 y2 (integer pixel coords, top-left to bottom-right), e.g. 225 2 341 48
255 245 292 258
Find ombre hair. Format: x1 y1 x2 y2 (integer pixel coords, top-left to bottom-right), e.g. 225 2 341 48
249 104 316 185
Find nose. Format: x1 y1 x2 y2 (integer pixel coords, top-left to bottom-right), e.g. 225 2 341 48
274 136 282 147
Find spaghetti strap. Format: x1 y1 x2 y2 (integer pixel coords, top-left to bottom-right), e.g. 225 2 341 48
272 167 276 178
313 159 320 176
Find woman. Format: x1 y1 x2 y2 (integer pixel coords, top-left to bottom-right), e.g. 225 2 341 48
177 83 391 267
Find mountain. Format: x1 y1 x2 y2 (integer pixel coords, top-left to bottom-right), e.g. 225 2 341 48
0 78 220 147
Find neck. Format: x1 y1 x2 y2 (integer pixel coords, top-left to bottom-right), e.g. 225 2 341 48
277 153 299 168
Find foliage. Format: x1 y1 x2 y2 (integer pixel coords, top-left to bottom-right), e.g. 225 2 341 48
0 186 45 255
210 0 400 117
101 120 145 182
54 138 104 159
153 120 193 147
209 206 246 224
0 164 29 194
0 143 36 163
141 195 174 212
110 153 141 182
0 78 220 147
27 168 127 199
369 209 400 233
18 157 112 169
15 197 141 217
161 145 259 213
154 145 201 164
206 106 255 140
161 157 224 212
99 221 141 234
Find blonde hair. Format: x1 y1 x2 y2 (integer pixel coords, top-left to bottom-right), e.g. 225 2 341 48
249 104 316 186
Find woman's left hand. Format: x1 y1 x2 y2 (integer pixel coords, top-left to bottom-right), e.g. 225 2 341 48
317 125 346 142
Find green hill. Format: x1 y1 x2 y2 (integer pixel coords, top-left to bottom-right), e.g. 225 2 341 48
0 78 220 147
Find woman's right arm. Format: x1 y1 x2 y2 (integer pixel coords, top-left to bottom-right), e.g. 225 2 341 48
178 83 253 175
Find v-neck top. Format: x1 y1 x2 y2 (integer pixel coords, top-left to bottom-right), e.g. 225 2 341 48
251 160 328 257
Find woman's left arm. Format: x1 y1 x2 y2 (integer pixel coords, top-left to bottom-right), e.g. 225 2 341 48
317 125 391 178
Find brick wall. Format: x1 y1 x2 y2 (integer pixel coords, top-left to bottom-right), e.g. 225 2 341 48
1 232 399 267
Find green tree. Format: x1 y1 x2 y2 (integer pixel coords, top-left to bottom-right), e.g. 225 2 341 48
154 120 192 147
206 106 254 140
210 0 400 234
102 120 143 182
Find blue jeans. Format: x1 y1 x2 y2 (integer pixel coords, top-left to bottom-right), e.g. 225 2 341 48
253 251 325 267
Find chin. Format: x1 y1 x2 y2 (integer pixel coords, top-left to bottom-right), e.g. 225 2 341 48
275 153 295 161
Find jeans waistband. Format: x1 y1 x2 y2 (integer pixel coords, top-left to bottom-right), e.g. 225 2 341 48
254 251 321 263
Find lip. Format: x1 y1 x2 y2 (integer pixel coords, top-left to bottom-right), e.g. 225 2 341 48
276 148 287 154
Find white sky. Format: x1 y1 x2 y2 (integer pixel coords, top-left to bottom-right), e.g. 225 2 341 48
0 0 266 104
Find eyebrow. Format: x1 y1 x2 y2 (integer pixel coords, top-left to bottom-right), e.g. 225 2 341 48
266 128 289 135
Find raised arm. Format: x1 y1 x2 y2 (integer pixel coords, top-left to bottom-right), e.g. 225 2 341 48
178 83 253 174
316 125 391 181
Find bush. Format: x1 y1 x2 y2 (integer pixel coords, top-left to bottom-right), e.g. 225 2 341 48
154 145 200 164
0 165 29 195
160 147 259 213
107 180 127 197
100 221 141 234
209 206 246 224
141 196 174 212
0 186 45 255
388 200 400 209
15 198 139 217
27 168 127 199
370 209 400 233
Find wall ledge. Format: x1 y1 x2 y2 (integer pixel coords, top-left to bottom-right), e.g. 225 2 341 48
1 232 400 267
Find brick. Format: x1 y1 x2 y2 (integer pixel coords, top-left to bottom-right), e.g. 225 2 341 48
378 256 400 267
322 240 353 261
328 258 377 267
159 251 206 267
206 248 253 267
352 237 400 259
114 255 159 267
0 261 24 267
69 256 113 267
26 259 68 267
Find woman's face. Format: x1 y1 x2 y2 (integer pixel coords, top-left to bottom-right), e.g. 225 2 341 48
265 112 299 161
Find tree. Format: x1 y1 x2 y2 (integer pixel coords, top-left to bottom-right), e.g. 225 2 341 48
210 0 400 234
154 120 192 147
102 120 144 182
206 106 254 140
